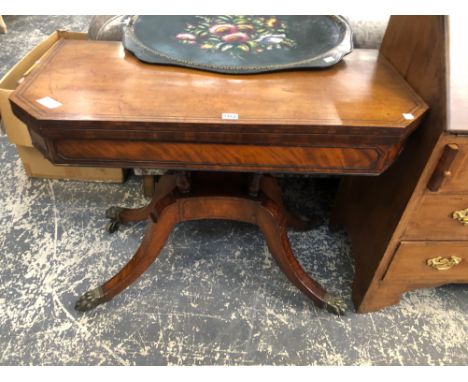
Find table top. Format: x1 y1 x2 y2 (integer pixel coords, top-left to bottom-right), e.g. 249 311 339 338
9 39 429 175
11 40 426 136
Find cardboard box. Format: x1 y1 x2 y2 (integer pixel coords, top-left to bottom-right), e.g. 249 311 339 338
0 30 124 182
16 146 127 181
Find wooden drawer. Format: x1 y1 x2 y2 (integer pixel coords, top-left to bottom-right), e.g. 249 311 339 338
383 241 468 282
403 194 468 240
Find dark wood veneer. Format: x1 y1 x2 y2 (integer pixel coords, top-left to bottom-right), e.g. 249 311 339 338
10 40 427 176
50 139 394 174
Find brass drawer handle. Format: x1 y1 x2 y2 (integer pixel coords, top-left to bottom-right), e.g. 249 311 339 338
426 256 462 271
452 209 468 225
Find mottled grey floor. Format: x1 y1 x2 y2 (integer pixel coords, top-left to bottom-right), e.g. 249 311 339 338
0 16 467 366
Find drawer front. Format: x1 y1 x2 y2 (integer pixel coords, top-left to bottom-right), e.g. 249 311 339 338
403 194 468 240
51 139 391 174
383 241 468 282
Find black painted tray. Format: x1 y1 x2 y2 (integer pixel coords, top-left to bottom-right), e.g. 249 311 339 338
123 16 353 74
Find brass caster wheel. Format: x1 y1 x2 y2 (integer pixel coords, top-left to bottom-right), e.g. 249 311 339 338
75 287 105 312
105 206 124 233
105 206 124 220
106 220 120 234
323 293 346 316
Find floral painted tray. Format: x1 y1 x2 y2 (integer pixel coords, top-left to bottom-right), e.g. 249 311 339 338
123 16 353 74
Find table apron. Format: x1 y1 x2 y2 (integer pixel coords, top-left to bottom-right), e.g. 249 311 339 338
43 138 400 175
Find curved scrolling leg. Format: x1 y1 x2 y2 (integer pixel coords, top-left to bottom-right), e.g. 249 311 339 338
260 175 320 232
257 199 345 315
105 174 176 233
76 195 179 312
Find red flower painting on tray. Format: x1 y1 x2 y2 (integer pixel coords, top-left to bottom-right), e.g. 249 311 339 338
175 15 297 58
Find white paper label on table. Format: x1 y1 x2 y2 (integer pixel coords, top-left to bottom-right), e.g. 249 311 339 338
222 113 239 120
36 96 63 109
402 113 415 120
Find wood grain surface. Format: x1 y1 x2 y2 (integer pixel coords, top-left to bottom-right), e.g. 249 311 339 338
331 16 450 312
383 241 468 282
403 193 468 240
426 143 459 192
11 40 426 130
50 139 396 174
9 39 428 175
427 142 468 193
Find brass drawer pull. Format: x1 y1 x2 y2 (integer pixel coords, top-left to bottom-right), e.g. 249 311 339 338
452 209 468 225
426 256 462 271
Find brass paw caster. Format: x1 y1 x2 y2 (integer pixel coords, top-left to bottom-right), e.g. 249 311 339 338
105 206 124 233
106 220 120 234
323 293 346 316
75 287 105 312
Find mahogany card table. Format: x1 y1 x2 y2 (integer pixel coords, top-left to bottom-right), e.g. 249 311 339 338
10 40 428 315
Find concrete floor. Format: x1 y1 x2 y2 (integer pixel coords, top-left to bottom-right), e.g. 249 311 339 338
0 16 467 365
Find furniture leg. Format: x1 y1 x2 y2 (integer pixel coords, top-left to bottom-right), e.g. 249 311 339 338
75 194 179 311
257 198 346 315
175 171 191 193
329 178 350 232
105 174 176 232
353 284 405 313
76 171 343 315
248 174 262 196
260 175 319 231
142 175 156 197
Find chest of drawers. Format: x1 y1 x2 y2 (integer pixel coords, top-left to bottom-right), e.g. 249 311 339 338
332 15 468 312
385 136 468 287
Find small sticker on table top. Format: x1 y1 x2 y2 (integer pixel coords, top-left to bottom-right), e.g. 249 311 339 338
222 113 239 120
323 56 335 63
402 113 415 120
36 96 62 109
